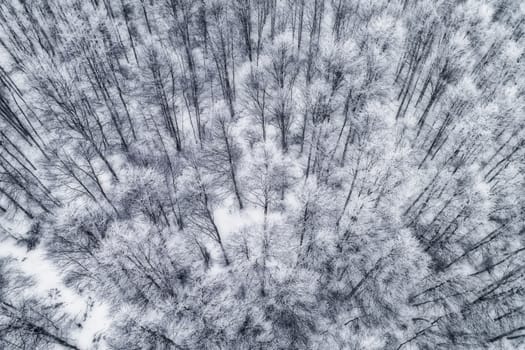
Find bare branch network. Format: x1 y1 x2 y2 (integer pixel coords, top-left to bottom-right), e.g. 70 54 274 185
0 0 523 349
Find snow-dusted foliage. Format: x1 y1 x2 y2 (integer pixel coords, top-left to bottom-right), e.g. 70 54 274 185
0 0 524 349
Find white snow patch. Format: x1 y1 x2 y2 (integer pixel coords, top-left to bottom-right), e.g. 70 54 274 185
0 237 110 349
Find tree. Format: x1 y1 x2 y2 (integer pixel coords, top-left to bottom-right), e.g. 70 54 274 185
0 258 80 350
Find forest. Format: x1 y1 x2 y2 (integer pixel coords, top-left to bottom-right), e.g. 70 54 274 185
0 0 524 349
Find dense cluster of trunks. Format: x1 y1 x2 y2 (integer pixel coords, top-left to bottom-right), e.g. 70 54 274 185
0 0 523 349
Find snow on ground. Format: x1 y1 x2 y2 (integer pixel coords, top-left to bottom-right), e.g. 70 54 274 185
214 205 264 237
0 236 110 349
